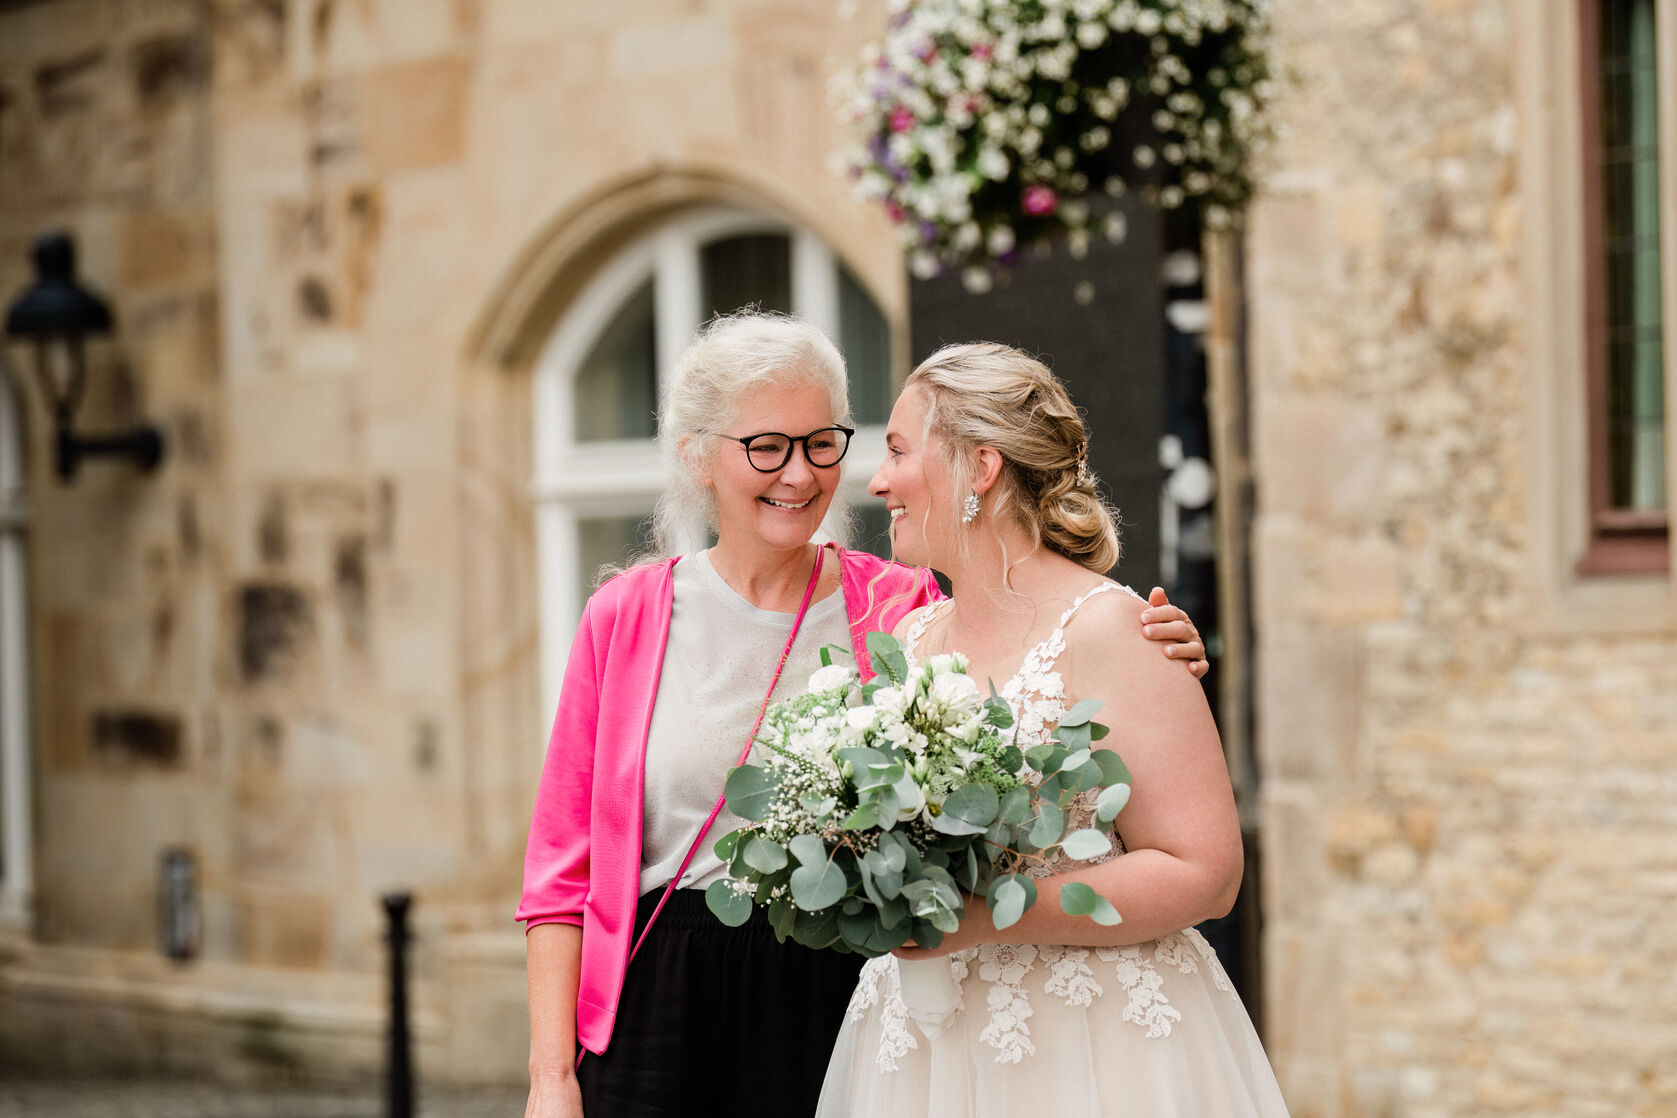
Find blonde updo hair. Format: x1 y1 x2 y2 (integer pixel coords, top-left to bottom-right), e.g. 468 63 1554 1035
651 309 854 556
905 342 1121 575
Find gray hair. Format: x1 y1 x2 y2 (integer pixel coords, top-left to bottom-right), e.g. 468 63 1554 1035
649 309 855 557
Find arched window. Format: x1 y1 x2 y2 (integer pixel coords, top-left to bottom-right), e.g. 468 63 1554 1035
0 372 30 928
531 207 895 712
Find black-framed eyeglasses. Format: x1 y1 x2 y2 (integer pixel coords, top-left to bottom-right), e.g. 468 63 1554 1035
718 426 855 473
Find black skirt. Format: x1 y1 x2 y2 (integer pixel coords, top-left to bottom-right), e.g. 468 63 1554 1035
577 887 865 1118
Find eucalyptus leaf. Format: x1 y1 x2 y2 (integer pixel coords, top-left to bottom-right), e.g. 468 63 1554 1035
942 782 1000 828
1096 781 1132 824
997 745 1024 775
789 833 828 868
723 764 778 821
790 860 848 910
873 784 902 828
1062 758 1105 795
1060 698 1104 727
960 844 980 893
1090 721 1111 741
843 803 881 830
837 746 888 777
713 830 742 861
997 785 1031 825
1056 722 1092 752
1092 749 1131 786
842 896 865 916
919 864 963 912
989 876 1028 930
865 630 902 659
982 696 1015 729
705 880 754 927
1059 828 1113 860
774 897 798 939
875 836 908 873
790 907 846 950
1058 881 1121 924
1029 802 1065 847
911 921 945 951
1024 743 1056 771
799 791 837 817
744 836 789 873
931 812 987 837
927 904 960 933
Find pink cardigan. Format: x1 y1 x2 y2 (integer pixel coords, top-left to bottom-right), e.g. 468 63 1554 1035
516 546 942 1055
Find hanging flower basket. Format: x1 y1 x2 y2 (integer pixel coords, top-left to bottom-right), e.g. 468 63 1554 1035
836 0 1274 291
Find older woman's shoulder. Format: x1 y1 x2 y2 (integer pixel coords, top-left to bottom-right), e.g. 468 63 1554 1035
585 557 678 619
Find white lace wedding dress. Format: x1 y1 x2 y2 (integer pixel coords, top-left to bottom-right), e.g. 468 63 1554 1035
816 584 1291 1118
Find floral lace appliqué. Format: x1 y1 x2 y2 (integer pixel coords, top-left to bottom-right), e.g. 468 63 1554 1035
848 956 919 1072
974 942 1039 1063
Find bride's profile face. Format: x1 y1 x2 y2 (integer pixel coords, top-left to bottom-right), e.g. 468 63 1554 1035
869 385 958 568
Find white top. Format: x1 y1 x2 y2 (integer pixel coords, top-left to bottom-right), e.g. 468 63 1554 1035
638 549 853 895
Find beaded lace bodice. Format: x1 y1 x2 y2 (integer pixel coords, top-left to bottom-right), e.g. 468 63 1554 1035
846 582 1238 1069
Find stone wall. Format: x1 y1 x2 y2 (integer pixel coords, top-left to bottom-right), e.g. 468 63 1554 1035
1249 2 1677 1116
0 0 902 1082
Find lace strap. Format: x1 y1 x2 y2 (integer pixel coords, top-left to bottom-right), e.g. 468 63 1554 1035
1020 582 1133 679
1054 581 1128 629
902 600 953 663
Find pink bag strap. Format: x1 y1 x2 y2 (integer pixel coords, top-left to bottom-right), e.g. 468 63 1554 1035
627 543 829 965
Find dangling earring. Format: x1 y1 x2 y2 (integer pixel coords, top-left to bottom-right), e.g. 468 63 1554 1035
961 490 981 525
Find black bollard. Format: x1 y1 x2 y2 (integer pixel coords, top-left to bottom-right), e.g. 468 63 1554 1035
383 892 414 1118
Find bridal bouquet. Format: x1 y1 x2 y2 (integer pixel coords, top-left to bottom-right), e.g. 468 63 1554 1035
705 632 1132 957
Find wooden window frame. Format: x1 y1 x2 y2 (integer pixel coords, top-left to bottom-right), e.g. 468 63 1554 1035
1577 0 1673 576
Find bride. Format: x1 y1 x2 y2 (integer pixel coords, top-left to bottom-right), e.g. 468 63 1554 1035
818 343 1290 1118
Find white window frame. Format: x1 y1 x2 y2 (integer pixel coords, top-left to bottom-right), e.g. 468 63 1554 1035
0 372 31 930
530 207 889 718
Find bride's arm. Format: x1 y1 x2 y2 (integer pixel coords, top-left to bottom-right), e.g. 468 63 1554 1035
897 591 1241 955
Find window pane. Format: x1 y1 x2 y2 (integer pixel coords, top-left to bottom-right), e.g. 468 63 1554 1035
575 279 658 442
577 514 654 603
839 263 893 426
1598 0 1665 511
701 234 792 321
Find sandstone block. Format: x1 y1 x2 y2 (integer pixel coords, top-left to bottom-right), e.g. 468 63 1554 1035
359 55 468 173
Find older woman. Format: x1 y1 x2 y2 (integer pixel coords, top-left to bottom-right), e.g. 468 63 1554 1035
518 313 1206 1118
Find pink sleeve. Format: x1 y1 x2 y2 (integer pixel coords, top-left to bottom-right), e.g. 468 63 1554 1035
515 600 603 929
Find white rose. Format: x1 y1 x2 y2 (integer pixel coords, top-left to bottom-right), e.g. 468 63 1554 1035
846 706 879 732
872 686 909 720
929 672 982 718
808 663 855 694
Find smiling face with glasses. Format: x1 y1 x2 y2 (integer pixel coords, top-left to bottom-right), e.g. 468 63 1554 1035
704 384 850 561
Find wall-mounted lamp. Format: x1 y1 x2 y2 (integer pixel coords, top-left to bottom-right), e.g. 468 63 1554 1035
3 231 165 482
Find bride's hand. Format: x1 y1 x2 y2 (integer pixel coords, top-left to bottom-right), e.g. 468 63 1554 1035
892 902 996 960
1140 587 1209 678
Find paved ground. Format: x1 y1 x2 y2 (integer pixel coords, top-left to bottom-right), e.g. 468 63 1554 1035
0 1079 527 1118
